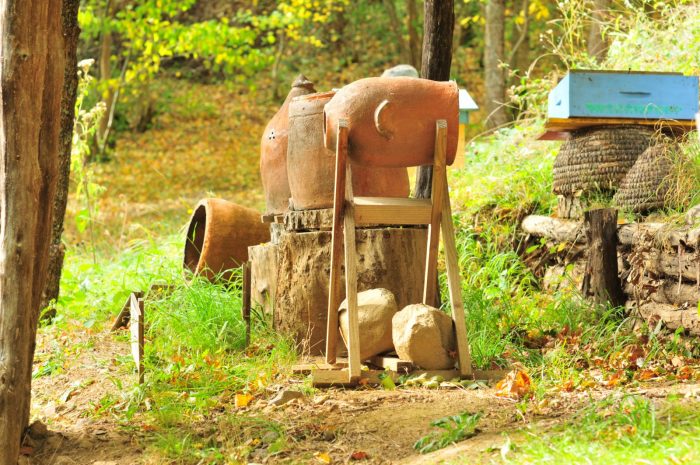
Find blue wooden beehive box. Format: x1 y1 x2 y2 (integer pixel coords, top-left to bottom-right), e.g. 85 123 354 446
548 70 699 120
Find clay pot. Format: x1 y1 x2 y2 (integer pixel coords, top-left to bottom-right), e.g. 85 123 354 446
260 75 316 214
324 77 459 167
287 91 410 210
183 198 270 281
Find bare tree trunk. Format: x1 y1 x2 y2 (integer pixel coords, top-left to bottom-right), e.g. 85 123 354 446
41 0 81 319
407 0 422 70
415 0 454 200
484 0 508 129
0 1 79 462
383 0 409 64
587 0 610 61
97 0 115 151
509 0 530 77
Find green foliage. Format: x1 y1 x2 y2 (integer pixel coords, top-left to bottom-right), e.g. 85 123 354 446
414 412 482 454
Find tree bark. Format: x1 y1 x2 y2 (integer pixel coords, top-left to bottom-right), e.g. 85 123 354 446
41 0 81 319
0 1 79 462
587 0 610 61
581 209 625 307
415 0 454 199
484 0 508 129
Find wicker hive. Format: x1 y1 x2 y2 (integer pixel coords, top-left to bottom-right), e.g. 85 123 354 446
613 143 674 212
553 125 655 195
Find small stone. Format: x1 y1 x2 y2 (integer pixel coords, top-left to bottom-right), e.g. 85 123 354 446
392 304 456 370
268 390 304 406
339 288 398 360
261 431 279 444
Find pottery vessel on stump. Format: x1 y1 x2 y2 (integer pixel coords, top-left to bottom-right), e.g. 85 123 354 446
184 198 270 281
323 77 459 167
287 91 410 210
260 75 315 214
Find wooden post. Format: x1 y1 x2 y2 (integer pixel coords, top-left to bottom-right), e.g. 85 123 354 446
130 294 145 384
0 1 79 462
581 208 625 307
415 0 454 199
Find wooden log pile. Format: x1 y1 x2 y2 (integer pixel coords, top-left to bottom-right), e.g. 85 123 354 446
522 214 700 335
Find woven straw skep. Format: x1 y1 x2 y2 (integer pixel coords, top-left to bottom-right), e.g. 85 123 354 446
553 125 654 195
613 143 675 212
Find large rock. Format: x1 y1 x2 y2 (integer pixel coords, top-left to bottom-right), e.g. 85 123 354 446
392 304 456 370
339 288 398 360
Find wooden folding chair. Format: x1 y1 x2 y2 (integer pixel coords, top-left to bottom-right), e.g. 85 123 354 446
324 118 472 383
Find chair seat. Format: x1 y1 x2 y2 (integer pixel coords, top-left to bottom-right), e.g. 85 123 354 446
353 196 432 225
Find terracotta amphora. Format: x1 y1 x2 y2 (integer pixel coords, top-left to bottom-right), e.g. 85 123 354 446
260 75 316 214
323 77 459 167
287 91 409 210
183 198 270 281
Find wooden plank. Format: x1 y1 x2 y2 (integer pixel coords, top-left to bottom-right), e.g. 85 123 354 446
423 120 448 306
344 156 362 382
353 197 432 225
130 294 145 384
325 121 349 364
111 290 143 331
546 117 697 130
242 261 251 348
440 173 473 377
311 368 507 387
369 356 414 372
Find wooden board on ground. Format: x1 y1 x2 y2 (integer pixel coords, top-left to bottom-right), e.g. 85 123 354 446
369 356 415 372
311 368 508 387
111 291 144 331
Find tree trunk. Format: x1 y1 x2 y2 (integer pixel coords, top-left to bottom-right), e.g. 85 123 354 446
414 0 454 200
97 0 115 152
581 209 625 307
587 0 610 61
0 1 79 462
509 0 530 78
407 0 422 70
383 0 409 64
484 0 508 129
41 0 81 319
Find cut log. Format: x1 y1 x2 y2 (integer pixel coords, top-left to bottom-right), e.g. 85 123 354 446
274 227 427 355
248 242 278 318
645 250 700 283
521 215 584 243
624 279 700 307
627 300 700 336
581 209 625 307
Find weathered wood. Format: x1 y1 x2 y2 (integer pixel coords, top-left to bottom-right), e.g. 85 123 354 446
624 279 700 307
284 208 334 232
0 1 79 460
248 242 278 318
326 121 348 364
343 146 362 382
242 261 251 348
557 195 583 220
521 215 585 243
645 250 700 283
111 291 145 331
423 121 447 307
415 0 454 198
582 209 625 307
369 356 415 372
627 300 700 336
275 227 428 356
130 294 145 384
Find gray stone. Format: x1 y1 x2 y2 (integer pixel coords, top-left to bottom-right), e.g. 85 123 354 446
268 390 304 406
686 204 700 225
392 304 456 370
339 288 398 360
381 64 419 78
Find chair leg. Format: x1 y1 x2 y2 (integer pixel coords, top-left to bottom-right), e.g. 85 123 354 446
325 121 349 364
440 179 472 377
344 201 361 381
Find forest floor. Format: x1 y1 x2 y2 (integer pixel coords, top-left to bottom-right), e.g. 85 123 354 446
28 79 700 465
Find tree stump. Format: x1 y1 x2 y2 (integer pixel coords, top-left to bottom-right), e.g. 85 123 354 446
249 209 427 355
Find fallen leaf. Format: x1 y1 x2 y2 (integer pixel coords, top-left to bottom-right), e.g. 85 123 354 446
235 393 254 408
350 451 369 460
677 366 694 381
494 369 531 399
635 369 658 381
315 451 332 464
605 371 624 387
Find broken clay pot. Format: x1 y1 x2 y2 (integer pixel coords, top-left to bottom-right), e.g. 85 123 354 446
260 74 316 214
183 198 270 281
287 91 409 210
324 77 459 167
